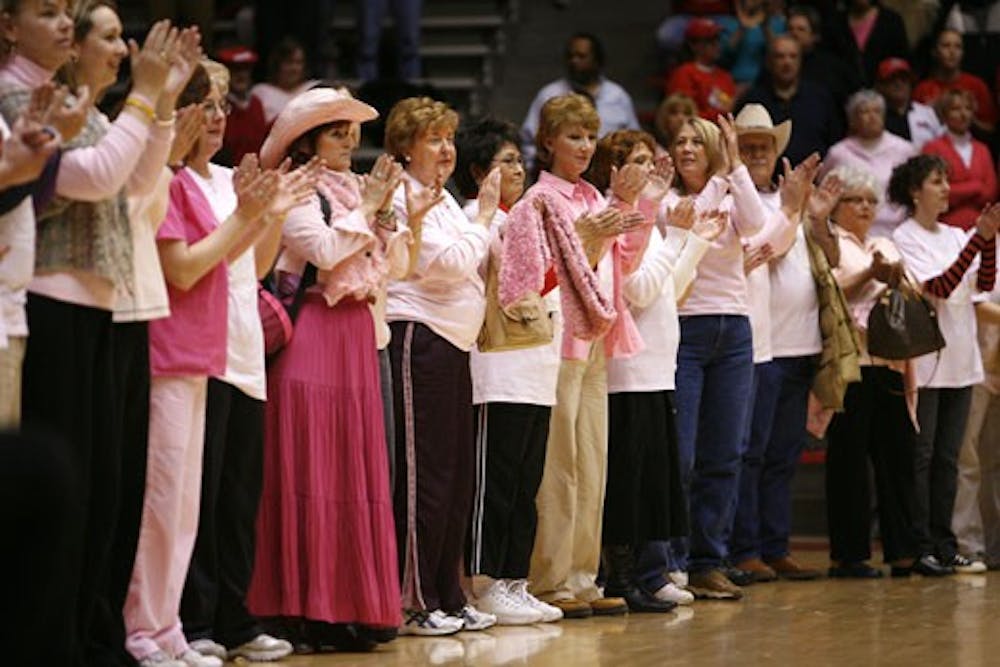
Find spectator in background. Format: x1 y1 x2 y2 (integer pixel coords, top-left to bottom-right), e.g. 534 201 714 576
739 35 842 165
717 0 787 97
653 93 698 154
786 4 861 119
922 89 998 231
821 89 916 238
828 0 909 85
667 18 736 121
914 28 997 136
217 46 268 167
521 33 639 173
876 57 943 151
250 37 319 125
358 0 423 82
656 0 735 59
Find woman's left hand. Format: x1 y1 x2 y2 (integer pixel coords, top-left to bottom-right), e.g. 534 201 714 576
157 27 203 118
717 113 742 173
475 166 502 227
610 162 648 206
643 154 675 203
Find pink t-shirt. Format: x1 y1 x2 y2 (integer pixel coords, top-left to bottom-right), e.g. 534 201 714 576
148 168 229 377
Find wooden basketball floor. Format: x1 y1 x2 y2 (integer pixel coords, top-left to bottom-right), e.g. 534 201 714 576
253 550 997 667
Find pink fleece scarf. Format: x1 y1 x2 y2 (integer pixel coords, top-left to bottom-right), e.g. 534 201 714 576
499 188 644 360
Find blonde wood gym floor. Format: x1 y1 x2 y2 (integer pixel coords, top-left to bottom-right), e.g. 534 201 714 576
245 551 998 667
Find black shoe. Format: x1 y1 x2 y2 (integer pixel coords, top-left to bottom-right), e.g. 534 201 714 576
614 586 677 614
721 565 756 586
893 554 954 578
358 625 398 644
828 562 883 579
310 622 377 653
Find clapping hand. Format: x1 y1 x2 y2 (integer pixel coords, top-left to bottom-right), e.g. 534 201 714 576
267 156 322 222
692 209 727 242
157 26 203 119
475 166 502 227
871 251 904 287
643 154 675 203
360 154 404 220
717 113 742 173
128 20 179 101
804 173 844 226
975 202 1000 240
404 172 445 233
744 242 774 275
666 197 696 230
167 105 204 166
610 162 649 206
779 153 821 219
233 153 280 224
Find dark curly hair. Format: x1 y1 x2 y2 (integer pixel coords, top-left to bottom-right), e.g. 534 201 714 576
888 154 949 212
454 116 520 199
586 129 657 193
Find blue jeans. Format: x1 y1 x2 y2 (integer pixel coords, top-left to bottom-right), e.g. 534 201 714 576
357 0 423 81
638 315 753 582
730 355 816 563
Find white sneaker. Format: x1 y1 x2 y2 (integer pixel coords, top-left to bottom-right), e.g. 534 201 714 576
449 604 497 631
951 554 988 574
227 633 293 661
176 649 222 667
137 651 185 667
668 570 689 588
399 609 464 636
652 582 695 605
188 639 226 660
475 579 543 625
507 579 564 622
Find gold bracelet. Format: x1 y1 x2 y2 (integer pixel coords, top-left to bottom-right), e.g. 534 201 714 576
125 96 156 122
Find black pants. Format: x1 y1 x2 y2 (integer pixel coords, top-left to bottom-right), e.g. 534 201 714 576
826 366 919 564
467 402 550 580
20 294 117 666
913 386 973 561
1 430 83 665
89 322 151 667
379 347 396 494
389 321 474 612
604 391 687 546
181 378 265 648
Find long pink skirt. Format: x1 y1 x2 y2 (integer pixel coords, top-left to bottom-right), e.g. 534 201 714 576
247 296 400 628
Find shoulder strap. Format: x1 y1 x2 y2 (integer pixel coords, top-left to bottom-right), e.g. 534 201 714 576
286 190 333 321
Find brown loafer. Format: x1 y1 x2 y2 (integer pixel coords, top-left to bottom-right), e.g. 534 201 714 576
550 597 594 619
765 555 822 580
589 596 628 615
733 557 778 583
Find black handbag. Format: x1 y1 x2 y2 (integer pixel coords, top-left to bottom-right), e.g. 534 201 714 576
867 276 946 360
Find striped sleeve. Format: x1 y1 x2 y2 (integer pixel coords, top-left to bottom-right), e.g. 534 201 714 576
977 235 996 292
923 232 987 298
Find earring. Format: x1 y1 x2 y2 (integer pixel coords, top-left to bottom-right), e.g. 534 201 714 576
404 155 411 163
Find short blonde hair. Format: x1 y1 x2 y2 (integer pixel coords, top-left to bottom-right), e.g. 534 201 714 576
534 93 600 169
202 58 230 97
671 117 724 192
384 96 459 161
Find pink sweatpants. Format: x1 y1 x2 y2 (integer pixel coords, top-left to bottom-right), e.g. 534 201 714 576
124 375 208 660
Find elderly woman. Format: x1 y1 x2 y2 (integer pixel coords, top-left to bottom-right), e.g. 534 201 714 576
383 97 501 635
824 165 949 579
891 154 1000 575
245 88 409 651
593 129 724 609
921 89 998 232
500 93 651 619
821 89 916 239
454 117 565 626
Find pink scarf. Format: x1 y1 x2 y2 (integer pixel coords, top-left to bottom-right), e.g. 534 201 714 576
499 187 645 360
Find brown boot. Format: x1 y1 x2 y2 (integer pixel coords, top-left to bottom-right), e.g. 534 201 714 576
765 555 822 581
589 596 628 615
550 597 593 619
733 557 778 583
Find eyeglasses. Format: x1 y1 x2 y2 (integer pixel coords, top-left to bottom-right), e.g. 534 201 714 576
841 195 878 207
201 99 232 116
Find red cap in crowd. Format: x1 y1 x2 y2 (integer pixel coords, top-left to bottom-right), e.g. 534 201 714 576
685 18 721 41
216 46 259 66
877 57 912 81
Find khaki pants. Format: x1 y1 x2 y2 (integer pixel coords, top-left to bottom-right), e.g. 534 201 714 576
953 385 1000 563
529 345 607 602
0 336 26 430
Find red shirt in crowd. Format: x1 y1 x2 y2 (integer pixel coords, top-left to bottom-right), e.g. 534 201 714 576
223 94 269 166
922 134 999 231
913 73 998 129
667 63 736 120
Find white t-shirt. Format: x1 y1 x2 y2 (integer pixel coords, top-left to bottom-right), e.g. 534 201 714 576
769 226 822 358
0 116 35 345
892 218 985 388
190 163 266 400
466 202 562 406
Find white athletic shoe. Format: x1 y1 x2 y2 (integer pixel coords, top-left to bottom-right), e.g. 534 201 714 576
136 651 185 667
475 580 543 625
652 582 695 606
188 639 226 660
668 570 689 588
226 633 293 661
176 649 222 667
507 579 564 622
449 604 497 631
950 554 988 574
399 609 464 636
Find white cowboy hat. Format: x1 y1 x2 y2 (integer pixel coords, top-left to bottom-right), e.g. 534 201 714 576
734 104 792 156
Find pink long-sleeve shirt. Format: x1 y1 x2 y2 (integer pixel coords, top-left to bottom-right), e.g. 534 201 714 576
0 55 172 309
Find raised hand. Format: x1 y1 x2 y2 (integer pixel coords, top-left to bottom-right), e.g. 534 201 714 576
692 209 727 241
610 162 649 206
232 153 277 223
736 0 766 29
267 156 321 221
361 154 404 218
743 242 774 275
475 166 502 227
716 113 742 173
158 26 203 118
779 152 821 218
129 20 178 101
405 172 445 228
643 154 675 203
975 202 1000 240
805 173 845 225
666 196 696 230
167 104 203 166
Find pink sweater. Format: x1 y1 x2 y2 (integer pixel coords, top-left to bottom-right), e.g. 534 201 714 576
0 55 171 309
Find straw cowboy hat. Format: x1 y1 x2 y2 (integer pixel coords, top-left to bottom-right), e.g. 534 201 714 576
259 87 378 169
734 104 791 156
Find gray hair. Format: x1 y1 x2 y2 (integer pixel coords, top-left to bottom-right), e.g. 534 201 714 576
845 89 886 122
822 165 882 206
